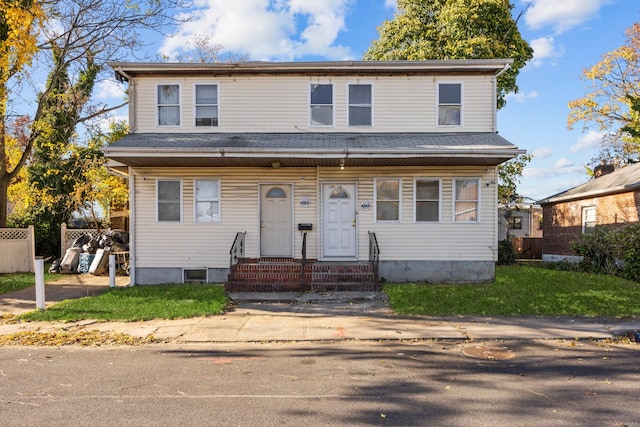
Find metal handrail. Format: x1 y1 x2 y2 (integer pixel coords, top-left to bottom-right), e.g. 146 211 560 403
229 231 246 267
301 232 307 287
368 231 380 283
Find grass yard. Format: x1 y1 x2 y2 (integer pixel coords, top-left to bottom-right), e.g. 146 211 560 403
384 265 640 317
0 269 58 295
20 283 228 322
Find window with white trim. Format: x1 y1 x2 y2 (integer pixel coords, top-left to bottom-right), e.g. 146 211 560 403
157 179 181 222
310 83 333 126
348 84 372 126
194 179 220 223
157 84 180 126
438 83 461 126
508 216 522 230
195 84 218 127
454 178 479 222
582 206 596 233
414 179 440 222
375 178 401 222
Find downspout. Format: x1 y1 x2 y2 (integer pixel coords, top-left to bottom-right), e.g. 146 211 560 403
128 166 136 286
493 63 510 132
117 67 135 132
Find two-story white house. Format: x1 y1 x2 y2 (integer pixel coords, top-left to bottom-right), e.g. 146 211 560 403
104 60 523 290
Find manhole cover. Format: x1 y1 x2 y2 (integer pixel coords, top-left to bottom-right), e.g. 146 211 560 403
462 345 515 360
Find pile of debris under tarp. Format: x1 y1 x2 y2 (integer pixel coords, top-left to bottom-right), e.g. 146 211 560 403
50 230 130 276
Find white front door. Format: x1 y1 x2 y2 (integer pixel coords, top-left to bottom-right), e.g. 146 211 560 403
323 183 357 258
260 184 293 257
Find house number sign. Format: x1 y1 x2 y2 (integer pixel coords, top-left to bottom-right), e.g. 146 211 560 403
300 198 311 208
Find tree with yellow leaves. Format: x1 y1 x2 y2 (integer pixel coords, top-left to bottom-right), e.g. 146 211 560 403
568 23 640 165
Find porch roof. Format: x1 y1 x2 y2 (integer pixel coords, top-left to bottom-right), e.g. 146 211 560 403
103 132 524 168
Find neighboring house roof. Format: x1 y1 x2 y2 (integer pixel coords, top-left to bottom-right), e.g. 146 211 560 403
104 132 523 168
538 162 640 205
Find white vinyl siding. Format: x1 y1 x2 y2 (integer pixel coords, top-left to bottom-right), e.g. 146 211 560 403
135 166 498 269
132 75 495 133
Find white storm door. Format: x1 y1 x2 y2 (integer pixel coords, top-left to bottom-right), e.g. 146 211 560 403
260 184 293 257
323 183 356 258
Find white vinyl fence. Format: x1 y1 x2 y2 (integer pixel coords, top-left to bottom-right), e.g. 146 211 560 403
0 226 35 273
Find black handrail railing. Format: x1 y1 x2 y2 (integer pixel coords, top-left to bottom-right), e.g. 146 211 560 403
229 231 246 267
368 231 380 284
301 232 307 287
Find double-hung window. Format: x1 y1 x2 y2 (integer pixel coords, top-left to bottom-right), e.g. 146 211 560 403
310 83 333 126
508 216 523 230
157 179 181 222
454 178 479 222
157 84 180 126
348 84 372 126
375 178 401 222
582 206 596 233
438 83 461 126
415 179 440 222
195 179 220 223
195 84 218 127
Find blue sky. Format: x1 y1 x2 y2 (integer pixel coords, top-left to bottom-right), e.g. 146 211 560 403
98 0 639 202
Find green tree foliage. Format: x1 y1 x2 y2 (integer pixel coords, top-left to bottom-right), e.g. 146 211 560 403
568 23 640 166
364 0 533 109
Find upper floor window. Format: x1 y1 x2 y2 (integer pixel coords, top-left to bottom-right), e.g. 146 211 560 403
414 179 440 222
454 178 479 222
195 84 218 127
348 84 372 126
195 179 221 223
157 179 182 222
438 83 461 126
582 206 596 233
375 178 401 222
310 83 333 126
157 84 180 126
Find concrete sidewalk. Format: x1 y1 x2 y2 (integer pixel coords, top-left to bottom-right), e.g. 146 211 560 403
1 278 638 343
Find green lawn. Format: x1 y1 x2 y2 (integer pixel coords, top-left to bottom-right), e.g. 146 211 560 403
9 265 640 322
384 265 640 317
0 269 58 294
20 283 228 322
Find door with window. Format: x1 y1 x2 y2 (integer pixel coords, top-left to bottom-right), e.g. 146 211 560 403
323 183 356 258
260 184 293 257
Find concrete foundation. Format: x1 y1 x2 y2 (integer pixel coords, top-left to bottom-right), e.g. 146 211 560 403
379 260 495 283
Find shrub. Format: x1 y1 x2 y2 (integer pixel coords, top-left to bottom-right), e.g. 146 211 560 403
571 227 619 275
616 223 640 282
497 238 517 265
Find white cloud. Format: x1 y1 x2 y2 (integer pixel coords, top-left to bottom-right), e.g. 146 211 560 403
531 147 553 159
528 36 563 67
505 90 539 103
94 79 127 101
569 130 604 153
522 0 610 34
555 158 574 168
159 0 355 61
384 0 396 8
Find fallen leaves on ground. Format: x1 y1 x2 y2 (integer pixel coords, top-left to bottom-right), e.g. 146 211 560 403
0 330 161 347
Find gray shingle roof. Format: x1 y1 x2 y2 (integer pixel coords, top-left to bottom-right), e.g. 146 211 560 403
108 132 516 151
538 162 640 205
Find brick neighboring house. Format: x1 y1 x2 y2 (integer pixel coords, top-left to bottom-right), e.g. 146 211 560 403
537 162 640 262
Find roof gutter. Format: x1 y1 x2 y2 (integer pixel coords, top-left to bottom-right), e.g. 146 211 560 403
117 66 135 132
493 62 511 132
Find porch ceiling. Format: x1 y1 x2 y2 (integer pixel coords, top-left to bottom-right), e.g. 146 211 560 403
103 132 524 168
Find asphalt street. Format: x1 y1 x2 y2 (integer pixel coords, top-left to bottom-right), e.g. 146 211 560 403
1 339 639 426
